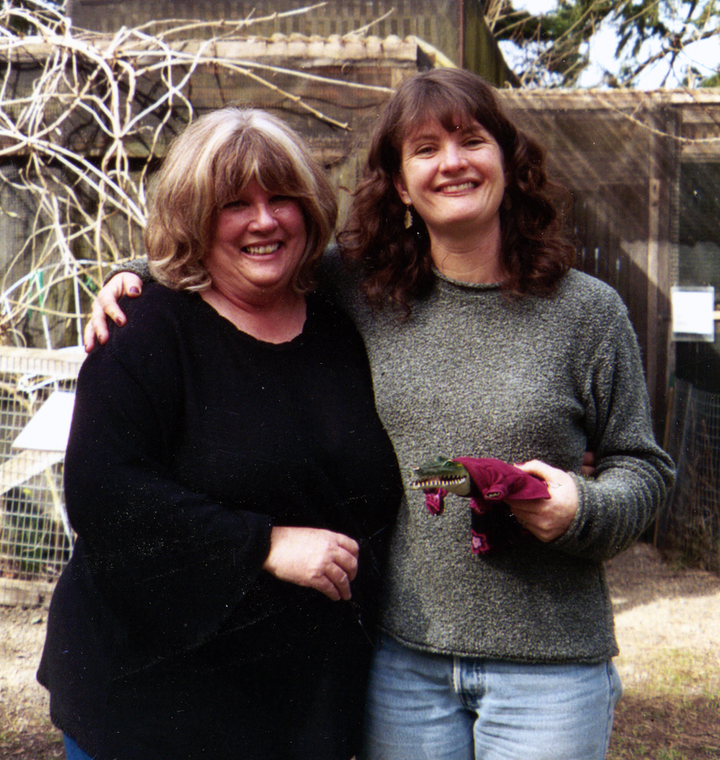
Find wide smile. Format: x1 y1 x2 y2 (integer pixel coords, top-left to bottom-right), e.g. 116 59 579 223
436 180 479 194
243 242 283 256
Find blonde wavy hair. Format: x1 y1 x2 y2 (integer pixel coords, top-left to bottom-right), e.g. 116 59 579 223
145 108 338 293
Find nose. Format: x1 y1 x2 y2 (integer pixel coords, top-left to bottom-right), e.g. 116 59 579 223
440 143 467 172
248 202 279 231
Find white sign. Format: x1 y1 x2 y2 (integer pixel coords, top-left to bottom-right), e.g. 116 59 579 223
671 286 715 342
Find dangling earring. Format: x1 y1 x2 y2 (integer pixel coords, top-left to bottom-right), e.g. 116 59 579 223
404 205 413 229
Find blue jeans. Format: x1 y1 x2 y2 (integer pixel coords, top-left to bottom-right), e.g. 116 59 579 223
360 634 622 760
64 735 94 760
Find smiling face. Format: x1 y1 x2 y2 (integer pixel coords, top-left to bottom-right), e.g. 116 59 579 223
204 179 308 305
393 117 507 247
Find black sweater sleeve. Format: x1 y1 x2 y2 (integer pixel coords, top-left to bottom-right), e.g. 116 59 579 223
64 293 273 654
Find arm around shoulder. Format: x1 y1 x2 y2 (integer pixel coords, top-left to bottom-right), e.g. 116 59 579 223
84 260 152 352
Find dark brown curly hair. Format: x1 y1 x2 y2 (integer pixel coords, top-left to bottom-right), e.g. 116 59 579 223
338 68 576 314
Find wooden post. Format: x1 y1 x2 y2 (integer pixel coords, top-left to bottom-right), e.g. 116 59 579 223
647 175 661 406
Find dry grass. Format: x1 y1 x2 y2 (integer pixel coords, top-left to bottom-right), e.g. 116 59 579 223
0 712 63 760
610 693 720 759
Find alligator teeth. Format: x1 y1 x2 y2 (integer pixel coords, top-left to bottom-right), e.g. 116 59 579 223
410 476 466 489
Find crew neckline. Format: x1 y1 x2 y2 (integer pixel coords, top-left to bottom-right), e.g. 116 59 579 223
433 269 503 291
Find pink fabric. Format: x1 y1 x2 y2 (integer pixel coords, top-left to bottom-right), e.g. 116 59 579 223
424 457 550 554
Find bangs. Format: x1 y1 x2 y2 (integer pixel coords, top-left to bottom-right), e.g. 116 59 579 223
213 129 306 208
387 71 508 159
397 90 480 142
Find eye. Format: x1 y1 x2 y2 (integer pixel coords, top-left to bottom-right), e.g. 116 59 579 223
411 142 437 157
464 135 487 148
222 198 248 210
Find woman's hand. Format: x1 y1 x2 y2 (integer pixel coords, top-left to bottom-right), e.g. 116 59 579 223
506 460 579 543
83 272 144 352
262 526 360 601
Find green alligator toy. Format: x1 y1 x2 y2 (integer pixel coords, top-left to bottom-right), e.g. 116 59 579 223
409 456 472 496
408 455 550 554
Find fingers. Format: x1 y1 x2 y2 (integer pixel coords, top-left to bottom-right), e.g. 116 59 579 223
581 451 596 477
314 541 359 600
508 460 579 542
319 540 360 600
513 459 557 483
83 273 143 352
262 526 360 602
83 318 100 353
99 272 143 323
322 557 355 601
84 298 111 351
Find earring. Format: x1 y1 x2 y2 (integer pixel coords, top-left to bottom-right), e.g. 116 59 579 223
404 205 413 229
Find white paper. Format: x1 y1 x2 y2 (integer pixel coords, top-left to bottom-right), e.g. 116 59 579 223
12 390 76 452
671 286 715 339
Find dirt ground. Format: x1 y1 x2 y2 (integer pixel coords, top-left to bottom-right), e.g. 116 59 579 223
606 542 720 693
1 542 720 759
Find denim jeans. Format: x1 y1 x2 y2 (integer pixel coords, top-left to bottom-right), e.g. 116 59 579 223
360 634 623 760
64 735 94 760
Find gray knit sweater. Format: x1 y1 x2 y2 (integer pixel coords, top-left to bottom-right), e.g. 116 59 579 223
118 254 675 663
320 254 675 664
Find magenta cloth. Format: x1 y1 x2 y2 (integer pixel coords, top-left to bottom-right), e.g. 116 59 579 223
425 457 550 554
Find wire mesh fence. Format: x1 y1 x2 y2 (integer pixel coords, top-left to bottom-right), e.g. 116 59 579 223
656 377 720 573
0 347 83 607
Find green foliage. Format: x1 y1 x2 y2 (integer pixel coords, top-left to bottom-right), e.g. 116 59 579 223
490 0 720 87
700 70 720 85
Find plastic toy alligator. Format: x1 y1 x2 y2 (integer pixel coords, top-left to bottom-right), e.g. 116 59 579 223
409 456 550 554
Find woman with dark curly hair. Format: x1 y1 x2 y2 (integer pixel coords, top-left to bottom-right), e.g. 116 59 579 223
339 67 575 311
85 69 674 760
332 68 673 760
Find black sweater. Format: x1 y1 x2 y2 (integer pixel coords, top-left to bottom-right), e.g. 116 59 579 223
38 284 402 760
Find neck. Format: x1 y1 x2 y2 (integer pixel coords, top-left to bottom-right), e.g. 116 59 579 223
201 285 307 344
429 224 504 285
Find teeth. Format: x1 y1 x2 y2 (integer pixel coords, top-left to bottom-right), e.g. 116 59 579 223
410 476 465 489
441 182 476 192
245 243 280 254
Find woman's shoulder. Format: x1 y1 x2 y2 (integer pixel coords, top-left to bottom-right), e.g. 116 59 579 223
99 284 206 360
316 246 363 304
117 282 202 325
553 269 628 320
307 289 361 339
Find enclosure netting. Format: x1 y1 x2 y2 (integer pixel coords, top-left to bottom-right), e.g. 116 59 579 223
0 349 82 606
656 379 720 573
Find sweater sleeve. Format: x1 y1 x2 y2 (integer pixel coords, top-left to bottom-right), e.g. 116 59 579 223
553 304 675 562
64 298 273 654
106 256 152 284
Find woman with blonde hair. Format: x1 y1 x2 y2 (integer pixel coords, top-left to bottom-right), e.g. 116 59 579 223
38 107 402 760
